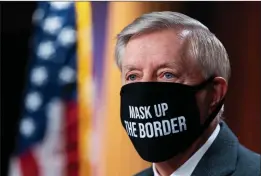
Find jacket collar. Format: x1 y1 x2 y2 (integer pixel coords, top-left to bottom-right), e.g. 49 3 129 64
191 121 238 176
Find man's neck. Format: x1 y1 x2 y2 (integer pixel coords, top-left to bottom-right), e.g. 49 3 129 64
154 119 219 176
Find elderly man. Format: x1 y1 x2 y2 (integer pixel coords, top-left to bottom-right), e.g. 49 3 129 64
116 12 260 176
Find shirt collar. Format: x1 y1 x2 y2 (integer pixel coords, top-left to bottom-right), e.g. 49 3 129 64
153 124 220 176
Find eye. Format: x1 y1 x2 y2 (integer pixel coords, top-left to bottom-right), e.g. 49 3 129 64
127 74 137 81
163 72 175 79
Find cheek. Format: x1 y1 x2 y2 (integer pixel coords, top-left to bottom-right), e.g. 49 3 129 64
195 90 211 123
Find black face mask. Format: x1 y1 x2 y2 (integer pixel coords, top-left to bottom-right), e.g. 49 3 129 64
120 77 224 162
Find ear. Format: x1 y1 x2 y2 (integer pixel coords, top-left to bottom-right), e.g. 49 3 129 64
209 77 228 109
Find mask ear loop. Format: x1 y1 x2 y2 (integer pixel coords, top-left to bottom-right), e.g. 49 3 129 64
201 98 225 132
192 75 216 91
193 75 225 132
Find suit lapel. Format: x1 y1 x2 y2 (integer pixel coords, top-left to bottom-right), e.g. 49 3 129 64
134 167 154 176
191 121 238 176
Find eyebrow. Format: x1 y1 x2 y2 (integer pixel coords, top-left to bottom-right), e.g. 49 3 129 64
122 62 182 71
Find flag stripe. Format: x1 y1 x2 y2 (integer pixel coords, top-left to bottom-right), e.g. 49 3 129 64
65 100 79 176
75 2 93 176
20 151 39 176
90 3 109 176
91 2 108 93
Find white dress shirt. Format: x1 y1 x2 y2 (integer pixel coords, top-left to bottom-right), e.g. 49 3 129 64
153 124 220 176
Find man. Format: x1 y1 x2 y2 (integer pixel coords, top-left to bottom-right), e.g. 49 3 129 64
116 11 260 176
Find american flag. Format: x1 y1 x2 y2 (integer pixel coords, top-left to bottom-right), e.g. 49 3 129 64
9 2 80 176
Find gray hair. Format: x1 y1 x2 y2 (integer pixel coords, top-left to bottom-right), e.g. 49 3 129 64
115 11 231 81
115 11 231 119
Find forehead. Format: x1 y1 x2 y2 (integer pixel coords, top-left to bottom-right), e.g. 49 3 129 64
123 29 185 67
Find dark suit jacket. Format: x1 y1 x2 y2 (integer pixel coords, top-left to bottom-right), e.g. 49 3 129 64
135 121 260 176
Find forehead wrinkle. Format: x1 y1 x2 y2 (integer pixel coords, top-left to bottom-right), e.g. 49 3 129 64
122 64 140 71
155 61 183 70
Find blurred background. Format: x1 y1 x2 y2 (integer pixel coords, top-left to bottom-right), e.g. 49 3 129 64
1 2 260 176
